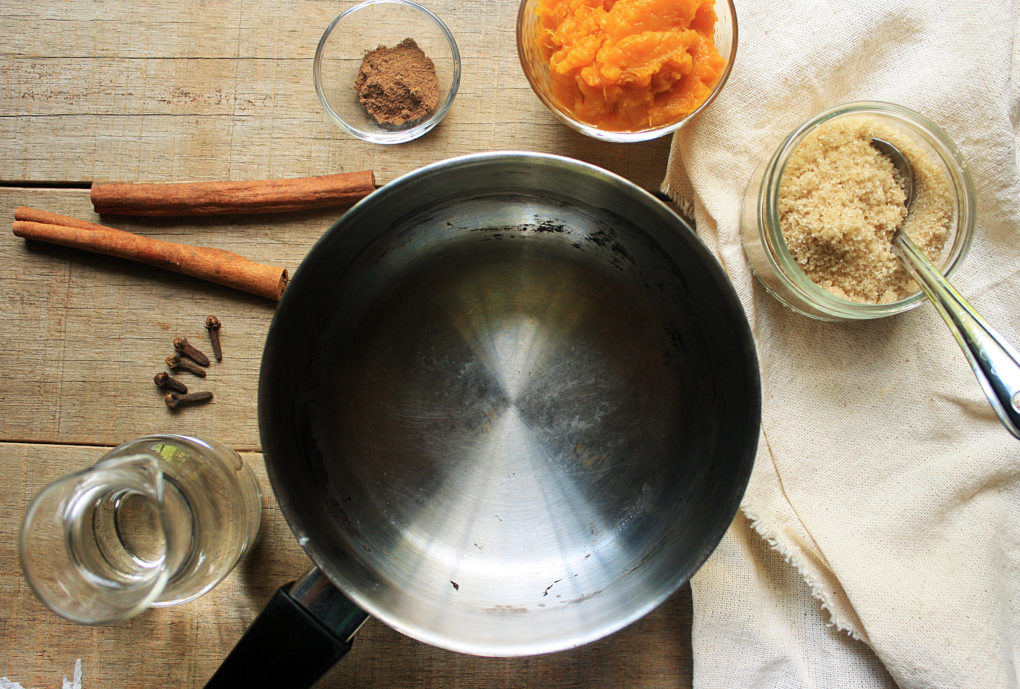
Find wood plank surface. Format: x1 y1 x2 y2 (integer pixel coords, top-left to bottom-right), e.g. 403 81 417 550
0 443 693 688
0 0 691 685
0 0 670 189
0 187 321 448
0 186 694 689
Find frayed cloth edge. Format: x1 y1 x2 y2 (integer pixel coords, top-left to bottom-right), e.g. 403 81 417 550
659 179 695 220
741 505 869 645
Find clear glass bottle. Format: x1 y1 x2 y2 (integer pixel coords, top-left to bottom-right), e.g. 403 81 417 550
19 435 262 624
739 101 976 321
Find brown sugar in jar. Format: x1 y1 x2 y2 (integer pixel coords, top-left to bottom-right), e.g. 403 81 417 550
354 37 440 129
740 103 975 321
777 117 954 304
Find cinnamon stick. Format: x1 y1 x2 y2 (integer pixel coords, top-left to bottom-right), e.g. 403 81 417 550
13 207 288 301
90 170 376 217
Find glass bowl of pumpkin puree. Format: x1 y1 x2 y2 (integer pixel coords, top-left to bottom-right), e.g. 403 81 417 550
516 0 736 142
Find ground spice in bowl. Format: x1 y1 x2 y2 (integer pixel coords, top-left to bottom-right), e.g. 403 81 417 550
354 37 440 128
777 117 954 304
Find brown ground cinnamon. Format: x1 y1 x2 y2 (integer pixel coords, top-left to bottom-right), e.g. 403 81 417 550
12 207 288 301
90 170 376 217
355 38 439 128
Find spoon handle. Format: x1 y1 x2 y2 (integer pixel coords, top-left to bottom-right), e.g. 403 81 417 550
893 232 1020 439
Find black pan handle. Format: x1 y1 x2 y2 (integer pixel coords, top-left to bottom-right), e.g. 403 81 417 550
204 568 369 689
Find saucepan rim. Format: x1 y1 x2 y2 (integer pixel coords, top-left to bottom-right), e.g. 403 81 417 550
258 151 760 656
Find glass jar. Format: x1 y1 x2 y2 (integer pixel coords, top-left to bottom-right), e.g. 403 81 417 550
740 101 976 320
19 435 262 624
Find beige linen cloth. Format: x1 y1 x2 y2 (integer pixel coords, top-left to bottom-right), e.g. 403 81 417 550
663 1 1020 688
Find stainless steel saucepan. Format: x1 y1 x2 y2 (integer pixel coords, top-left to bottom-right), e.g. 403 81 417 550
206 152 760 687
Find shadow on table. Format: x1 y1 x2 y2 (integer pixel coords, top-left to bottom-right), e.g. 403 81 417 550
321 584 694 689
550 129 673 194
228 498 693 689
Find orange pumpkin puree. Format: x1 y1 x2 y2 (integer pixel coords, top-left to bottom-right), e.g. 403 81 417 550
535 0 726 131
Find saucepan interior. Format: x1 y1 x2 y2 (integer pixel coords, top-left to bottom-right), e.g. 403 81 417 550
259 152 759 656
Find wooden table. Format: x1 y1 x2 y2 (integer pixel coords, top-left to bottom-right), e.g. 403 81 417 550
0 2 690 686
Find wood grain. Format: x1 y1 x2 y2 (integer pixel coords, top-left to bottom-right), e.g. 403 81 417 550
0 0 671 190
0 441 693 688
0 0 691 685
0 185 695 685
1 187 311 448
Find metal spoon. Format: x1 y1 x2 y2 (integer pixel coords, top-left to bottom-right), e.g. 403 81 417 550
871 137 1020 439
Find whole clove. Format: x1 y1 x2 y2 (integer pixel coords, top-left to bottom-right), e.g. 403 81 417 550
165 390 213 409
205 315 223 361
165 354 206 377
153 371 188 394
173 337 210 367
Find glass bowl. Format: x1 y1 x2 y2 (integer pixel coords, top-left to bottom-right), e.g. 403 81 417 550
739 101 976 321
515 0 736 143
314 0 461 144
